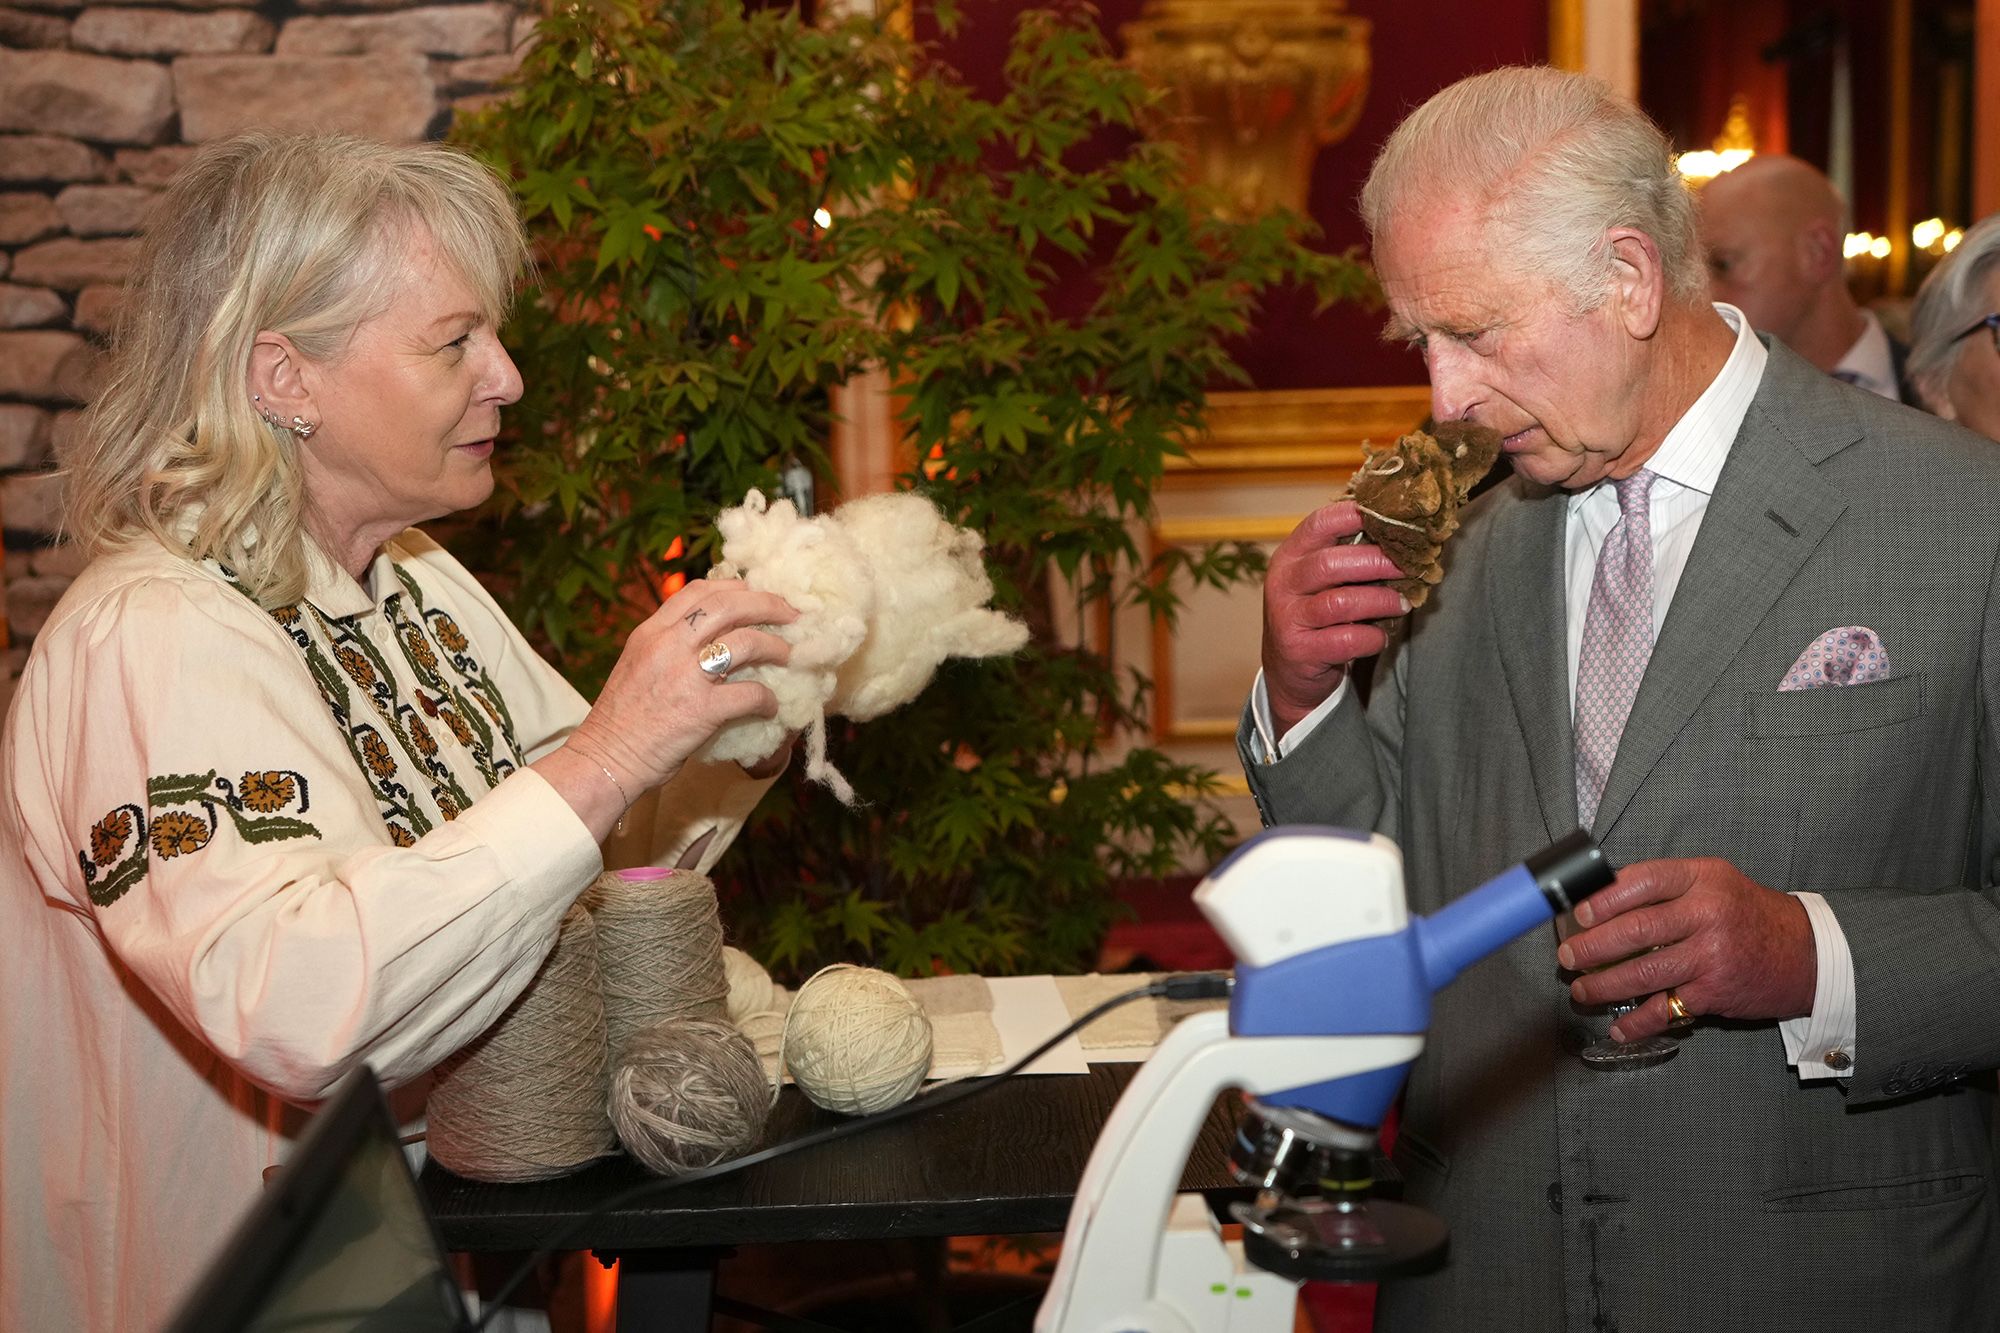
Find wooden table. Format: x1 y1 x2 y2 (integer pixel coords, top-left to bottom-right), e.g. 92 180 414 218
422 1062 1251 1331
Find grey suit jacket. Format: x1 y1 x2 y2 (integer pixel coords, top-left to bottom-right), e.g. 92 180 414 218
1240 341 2000 1332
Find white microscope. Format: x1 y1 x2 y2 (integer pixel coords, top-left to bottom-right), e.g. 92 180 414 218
1036 826 1611 1333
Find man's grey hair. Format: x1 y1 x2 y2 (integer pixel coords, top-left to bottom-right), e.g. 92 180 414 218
1360 66 1707 311
1908 212 2000 414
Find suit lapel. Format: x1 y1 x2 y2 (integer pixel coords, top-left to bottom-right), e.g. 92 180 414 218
1592 349 1853 836
1486 484 1576 840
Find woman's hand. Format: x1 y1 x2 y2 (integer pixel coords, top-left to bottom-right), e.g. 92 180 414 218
540 580 797 836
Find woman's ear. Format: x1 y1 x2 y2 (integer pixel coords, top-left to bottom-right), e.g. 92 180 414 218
246 333 315 426
1915 371 1956 421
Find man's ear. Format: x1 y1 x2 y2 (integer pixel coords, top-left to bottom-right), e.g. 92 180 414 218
1797 219 1842 284
246 333 316 425
1606 227 1666 339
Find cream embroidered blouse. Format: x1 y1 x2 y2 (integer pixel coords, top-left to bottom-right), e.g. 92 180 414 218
0 528 770 1332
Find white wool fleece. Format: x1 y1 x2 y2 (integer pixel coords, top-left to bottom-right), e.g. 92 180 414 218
830 493 1029 721
696 489 1029 803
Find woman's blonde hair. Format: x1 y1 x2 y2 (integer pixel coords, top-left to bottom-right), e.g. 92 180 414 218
65 132 529 606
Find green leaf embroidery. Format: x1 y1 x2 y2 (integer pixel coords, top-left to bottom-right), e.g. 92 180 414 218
147 771 218 807
81 770 323 908
89 853 148 909
219 805 323 845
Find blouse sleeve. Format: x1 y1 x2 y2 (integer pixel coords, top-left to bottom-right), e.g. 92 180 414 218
398 535 780 874
16 570 602 1102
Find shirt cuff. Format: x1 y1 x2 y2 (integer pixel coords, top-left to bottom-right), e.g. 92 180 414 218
608 759 776 875
1778 891 1855 1079
1250 670 1350 763
452 767 604 911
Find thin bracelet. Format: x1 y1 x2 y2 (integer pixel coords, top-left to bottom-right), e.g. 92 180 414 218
597 762 632 837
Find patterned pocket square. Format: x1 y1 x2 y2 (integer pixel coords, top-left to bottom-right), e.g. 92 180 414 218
1779 626 1891 692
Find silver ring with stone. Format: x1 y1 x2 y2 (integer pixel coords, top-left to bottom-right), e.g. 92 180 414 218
697 640 734 679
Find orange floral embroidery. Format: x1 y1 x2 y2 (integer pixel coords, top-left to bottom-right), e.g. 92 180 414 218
271 604 301 626
359 728 397 778
89 809 133 864
402 626 438 674
149 811 210 859
408 715 438 758
387 823 416 848
335 645 376 688
436 792 462 821
441 708 474 747
433 614 468 655
239 771 296 813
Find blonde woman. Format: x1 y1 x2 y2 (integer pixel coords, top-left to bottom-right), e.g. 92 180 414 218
0 133 795 1331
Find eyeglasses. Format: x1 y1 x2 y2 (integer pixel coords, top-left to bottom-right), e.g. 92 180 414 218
1949 313 2000 355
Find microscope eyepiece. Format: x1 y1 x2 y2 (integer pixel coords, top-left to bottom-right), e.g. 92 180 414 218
1523 830 1614 914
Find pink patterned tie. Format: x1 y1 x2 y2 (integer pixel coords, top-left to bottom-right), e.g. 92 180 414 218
1574 470 1656 829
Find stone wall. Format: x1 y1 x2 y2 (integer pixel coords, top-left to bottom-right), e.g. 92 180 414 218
0 0 532 684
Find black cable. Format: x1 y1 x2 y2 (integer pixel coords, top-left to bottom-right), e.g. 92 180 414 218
709 1295 858 1333
947 1292 1046 1333
466 970 1232 1328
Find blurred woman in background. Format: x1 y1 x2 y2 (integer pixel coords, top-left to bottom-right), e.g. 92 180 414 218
1910 213 2000 441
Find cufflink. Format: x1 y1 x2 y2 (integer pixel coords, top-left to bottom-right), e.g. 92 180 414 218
1822 1049 1852 1072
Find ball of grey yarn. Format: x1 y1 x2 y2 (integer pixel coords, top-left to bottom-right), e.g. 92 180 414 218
610 1016 772 1176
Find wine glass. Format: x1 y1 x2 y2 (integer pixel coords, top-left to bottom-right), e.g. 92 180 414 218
1556 910 1678 1069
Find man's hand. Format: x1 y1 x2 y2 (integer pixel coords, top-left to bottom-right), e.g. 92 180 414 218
1558 857 1816 1042
1262 500 1409 735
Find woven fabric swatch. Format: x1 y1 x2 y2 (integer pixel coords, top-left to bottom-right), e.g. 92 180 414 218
927 1012 1006 1078
904 974 993 1016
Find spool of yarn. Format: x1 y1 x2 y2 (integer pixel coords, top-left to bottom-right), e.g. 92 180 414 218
583 867 728 1058
609 1016 772 1176
586 867 775 1174
782 965 934 1115
426 903 615 1182
723 945 780 1022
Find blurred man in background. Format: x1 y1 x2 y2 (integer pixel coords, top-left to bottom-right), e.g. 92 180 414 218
1699 154 1916 402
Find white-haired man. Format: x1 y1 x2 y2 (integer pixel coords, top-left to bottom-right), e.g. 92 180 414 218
1242 66 2000 1331
1700 153 1917 401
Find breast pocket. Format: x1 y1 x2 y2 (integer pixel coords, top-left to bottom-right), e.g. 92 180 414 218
1742 671 1926 738
1738 672 1933 886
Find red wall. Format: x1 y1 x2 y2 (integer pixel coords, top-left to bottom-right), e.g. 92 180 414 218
928 0 1549 390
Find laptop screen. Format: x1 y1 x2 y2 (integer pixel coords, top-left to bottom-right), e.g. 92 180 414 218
166 1066 469 1333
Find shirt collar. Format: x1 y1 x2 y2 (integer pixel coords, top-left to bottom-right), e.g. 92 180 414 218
1570 301 1766 510
301 532 403 620
1834 309 1898 399
169 502 401 618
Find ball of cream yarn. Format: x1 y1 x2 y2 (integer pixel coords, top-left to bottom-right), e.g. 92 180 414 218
783 965 934 1115
723 945 781 1022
